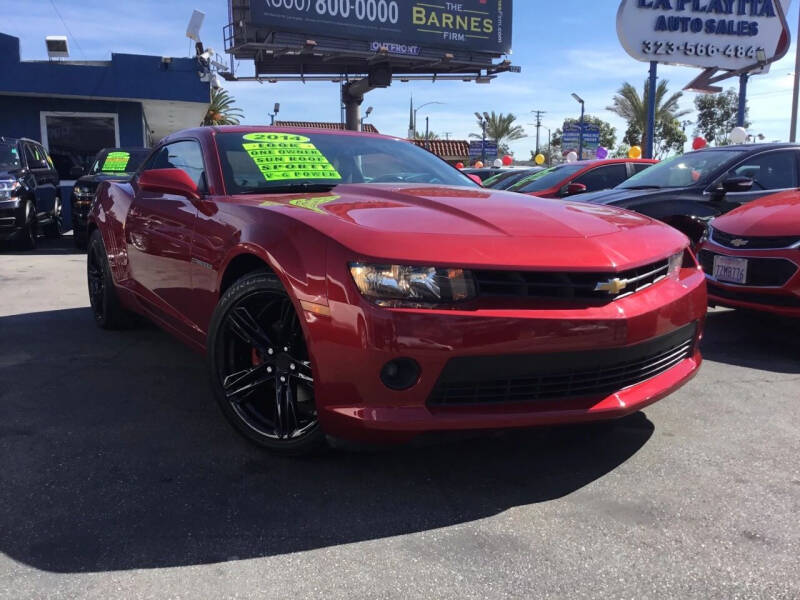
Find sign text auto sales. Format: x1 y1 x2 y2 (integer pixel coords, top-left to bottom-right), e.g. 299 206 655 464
636 0 780 37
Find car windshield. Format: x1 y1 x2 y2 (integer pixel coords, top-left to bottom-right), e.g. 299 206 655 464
0 142 21 171
508 163 585 193
618 149 745 189
216 131 477 194
483 168 542 189
89 149 150 175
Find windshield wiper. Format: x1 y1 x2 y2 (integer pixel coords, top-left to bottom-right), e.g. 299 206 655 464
238 182 338 195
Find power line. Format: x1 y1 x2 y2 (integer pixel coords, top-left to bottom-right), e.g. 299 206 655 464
48 0 87 59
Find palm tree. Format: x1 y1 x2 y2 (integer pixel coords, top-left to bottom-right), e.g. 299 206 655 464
203 88 244 126
471 112 526 151
606 80 689 151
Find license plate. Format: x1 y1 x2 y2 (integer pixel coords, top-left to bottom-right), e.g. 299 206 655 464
712 255 748 284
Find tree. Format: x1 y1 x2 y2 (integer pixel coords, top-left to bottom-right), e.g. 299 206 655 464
607 79 689 152
203 88 244 126
470 112 526 154
694 88 749 146
654 118 687 158
551 115 617 152
413 130 441 140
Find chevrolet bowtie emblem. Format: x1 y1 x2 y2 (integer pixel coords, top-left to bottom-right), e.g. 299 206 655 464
594 277 629 295
730 238 749 247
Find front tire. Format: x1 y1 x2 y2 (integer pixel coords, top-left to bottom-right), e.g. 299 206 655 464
207 271 324 455
87 229 133 329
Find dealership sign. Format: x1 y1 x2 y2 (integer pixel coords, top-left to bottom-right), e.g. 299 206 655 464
617 0 792 71
248 0 513 55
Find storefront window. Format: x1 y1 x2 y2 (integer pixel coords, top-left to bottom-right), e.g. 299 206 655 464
43 114 117 179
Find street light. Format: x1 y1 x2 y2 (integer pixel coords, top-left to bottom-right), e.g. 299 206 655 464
571 93 585 160
269 102 280 126
360 106 373 131
475 112 488 164
412 101 444 137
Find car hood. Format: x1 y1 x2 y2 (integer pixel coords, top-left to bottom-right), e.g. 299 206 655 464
573 187 675 205
712 190 800 237
77 173 133 186
245 184 687 269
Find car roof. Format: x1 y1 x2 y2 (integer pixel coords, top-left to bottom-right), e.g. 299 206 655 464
693 142 800 152
165 125 392 143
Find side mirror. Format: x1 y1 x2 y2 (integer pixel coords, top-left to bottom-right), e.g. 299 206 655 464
561 182 587 196
467 174 483 186
138 168 200 200
69 166 85 179
721 175 754 193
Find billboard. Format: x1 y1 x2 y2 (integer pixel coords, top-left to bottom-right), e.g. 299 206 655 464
469 140 498 159
248 0 512 56
617 0 791 72
561 123 600 161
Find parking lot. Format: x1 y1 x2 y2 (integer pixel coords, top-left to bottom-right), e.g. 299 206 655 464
0 235 798 599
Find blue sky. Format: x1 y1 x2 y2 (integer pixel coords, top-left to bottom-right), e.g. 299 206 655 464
2 0 798 158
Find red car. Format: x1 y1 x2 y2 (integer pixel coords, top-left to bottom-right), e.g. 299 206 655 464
699 190 800 316
87 127 706 454
507 159 657 199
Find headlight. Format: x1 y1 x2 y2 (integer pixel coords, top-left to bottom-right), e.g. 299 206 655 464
0 179 21 200
667 250 684 277
349 263 477 307
700 224 712 245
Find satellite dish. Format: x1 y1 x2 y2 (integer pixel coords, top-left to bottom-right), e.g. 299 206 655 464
186 10 205 43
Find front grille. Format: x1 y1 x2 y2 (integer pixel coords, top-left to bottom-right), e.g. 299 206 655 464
708 282 800 308
698 250 798 287
472 258 670 302
711 228 800 250
428 323 697 406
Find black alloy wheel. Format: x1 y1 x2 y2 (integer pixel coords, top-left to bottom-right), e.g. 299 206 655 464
19 201 37 249
208 272 323 454
87 229 132 329
44 196 64 237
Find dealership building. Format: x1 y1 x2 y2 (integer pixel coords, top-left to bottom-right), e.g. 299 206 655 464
0 31 210 184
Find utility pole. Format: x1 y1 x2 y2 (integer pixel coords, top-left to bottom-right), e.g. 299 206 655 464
791 7 800 141
531 110 546 155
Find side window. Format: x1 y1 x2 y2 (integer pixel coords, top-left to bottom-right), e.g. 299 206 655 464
574 164 629 192
24 143 47 169
165 141 207 191
632 163 652 174
140 141 207 191
732 151 799 191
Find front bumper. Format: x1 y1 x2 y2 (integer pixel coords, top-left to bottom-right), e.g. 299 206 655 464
70 192 93 234
303 263 707 442
699 242 800 317
0 198 24 241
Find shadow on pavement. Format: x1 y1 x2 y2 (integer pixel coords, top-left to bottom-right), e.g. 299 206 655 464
701 308 800 374
0 307 654 573
0 233 82 256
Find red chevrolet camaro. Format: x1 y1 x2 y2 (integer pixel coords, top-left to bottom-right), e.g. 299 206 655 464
87 126 706 454
699 190 800 316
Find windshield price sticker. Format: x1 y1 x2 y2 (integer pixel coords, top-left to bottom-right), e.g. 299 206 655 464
101 151 131 172
242 133 341 182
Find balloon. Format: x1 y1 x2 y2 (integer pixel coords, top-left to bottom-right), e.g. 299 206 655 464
455 162 464 169
502 155 513 166
493 158 503 168
628 145 642 159
474 161 484 168
692 137 707 151
595 146 608 160
534 153 545 165
566 151 578 163
730 127 747 144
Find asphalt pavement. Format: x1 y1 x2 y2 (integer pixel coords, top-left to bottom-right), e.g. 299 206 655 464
0 235 798 600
